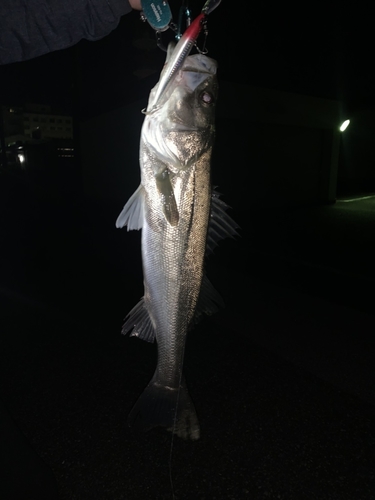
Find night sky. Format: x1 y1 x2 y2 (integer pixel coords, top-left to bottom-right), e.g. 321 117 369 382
0 1 373 117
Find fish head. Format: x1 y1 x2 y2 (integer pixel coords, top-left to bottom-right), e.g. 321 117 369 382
144 47 218 169
166 54 218 130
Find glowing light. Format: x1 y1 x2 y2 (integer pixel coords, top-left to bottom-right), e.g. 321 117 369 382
339 119 350 132
18 153 25 163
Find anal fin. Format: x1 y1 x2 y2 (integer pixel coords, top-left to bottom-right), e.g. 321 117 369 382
193 274 224 325
122 297 155 343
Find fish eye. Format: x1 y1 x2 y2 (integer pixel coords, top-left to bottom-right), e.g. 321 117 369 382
200 91 214 105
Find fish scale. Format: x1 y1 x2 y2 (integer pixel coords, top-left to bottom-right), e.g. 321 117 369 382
116 43 238 440
143 161 210 389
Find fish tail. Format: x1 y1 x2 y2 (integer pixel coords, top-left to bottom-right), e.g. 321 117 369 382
128 379 200 440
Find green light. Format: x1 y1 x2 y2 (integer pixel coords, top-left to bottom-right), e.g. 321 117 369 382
339 119 350 132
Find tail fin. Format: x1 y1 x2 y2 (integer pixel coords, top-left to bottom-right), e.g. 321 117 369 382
128 379 200 440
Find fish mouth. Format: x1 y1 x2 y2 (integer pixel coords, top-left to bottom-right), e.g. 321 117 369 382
182 54 217 76
167 115 200 132
182 68 214 74
171 124 199 132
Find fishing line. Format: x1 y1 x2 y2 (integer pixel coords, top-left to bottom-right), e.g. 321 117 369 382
168 296 192 500
168 78 201 500
168 438 176 500
168 333 188 500
168 361 182 499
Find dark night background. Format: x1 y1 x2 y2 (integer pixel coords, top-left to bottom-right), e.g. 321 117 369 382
1 1 375 499
1 1 374 113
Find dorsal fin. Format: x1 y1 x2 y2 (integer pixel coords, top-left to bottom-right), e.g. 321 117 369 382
206 188 239 255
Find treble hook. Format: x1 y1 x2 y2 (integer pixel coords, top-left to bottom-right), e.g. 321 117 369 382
195 17 209 54
176 0 192 41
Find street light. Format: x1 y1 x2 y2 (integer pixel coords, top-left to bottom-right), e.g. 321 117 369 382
339 119 350 132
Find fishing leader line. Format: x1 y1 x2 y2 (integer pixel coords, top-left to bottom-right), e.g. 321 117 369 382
168 79 203 500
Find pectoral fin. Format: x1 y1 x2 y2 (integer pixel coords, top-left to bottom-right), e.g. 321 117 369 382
116 184 145 230
155 169 179 226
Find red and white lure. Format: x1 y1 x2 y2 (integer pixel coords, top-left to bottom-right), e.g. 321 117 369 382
142 0 222 112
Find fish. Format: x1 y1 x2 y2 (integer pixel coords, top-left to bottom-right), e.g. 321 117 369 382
116 42 238 440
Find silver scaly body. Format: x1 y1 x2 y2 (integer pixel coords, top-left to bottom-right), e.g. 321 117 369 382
116 43 237 440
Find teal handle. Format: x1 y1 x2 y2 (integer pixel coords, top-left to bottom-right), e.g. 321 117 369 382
141 0 172 32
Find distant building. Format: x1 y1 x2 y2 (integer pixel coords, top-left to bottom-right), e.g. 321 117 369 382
1 103 73 142
1 104 74 174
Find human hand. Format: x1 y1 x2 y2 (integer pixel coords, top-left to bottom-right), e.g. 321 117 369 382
129 0 142 9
